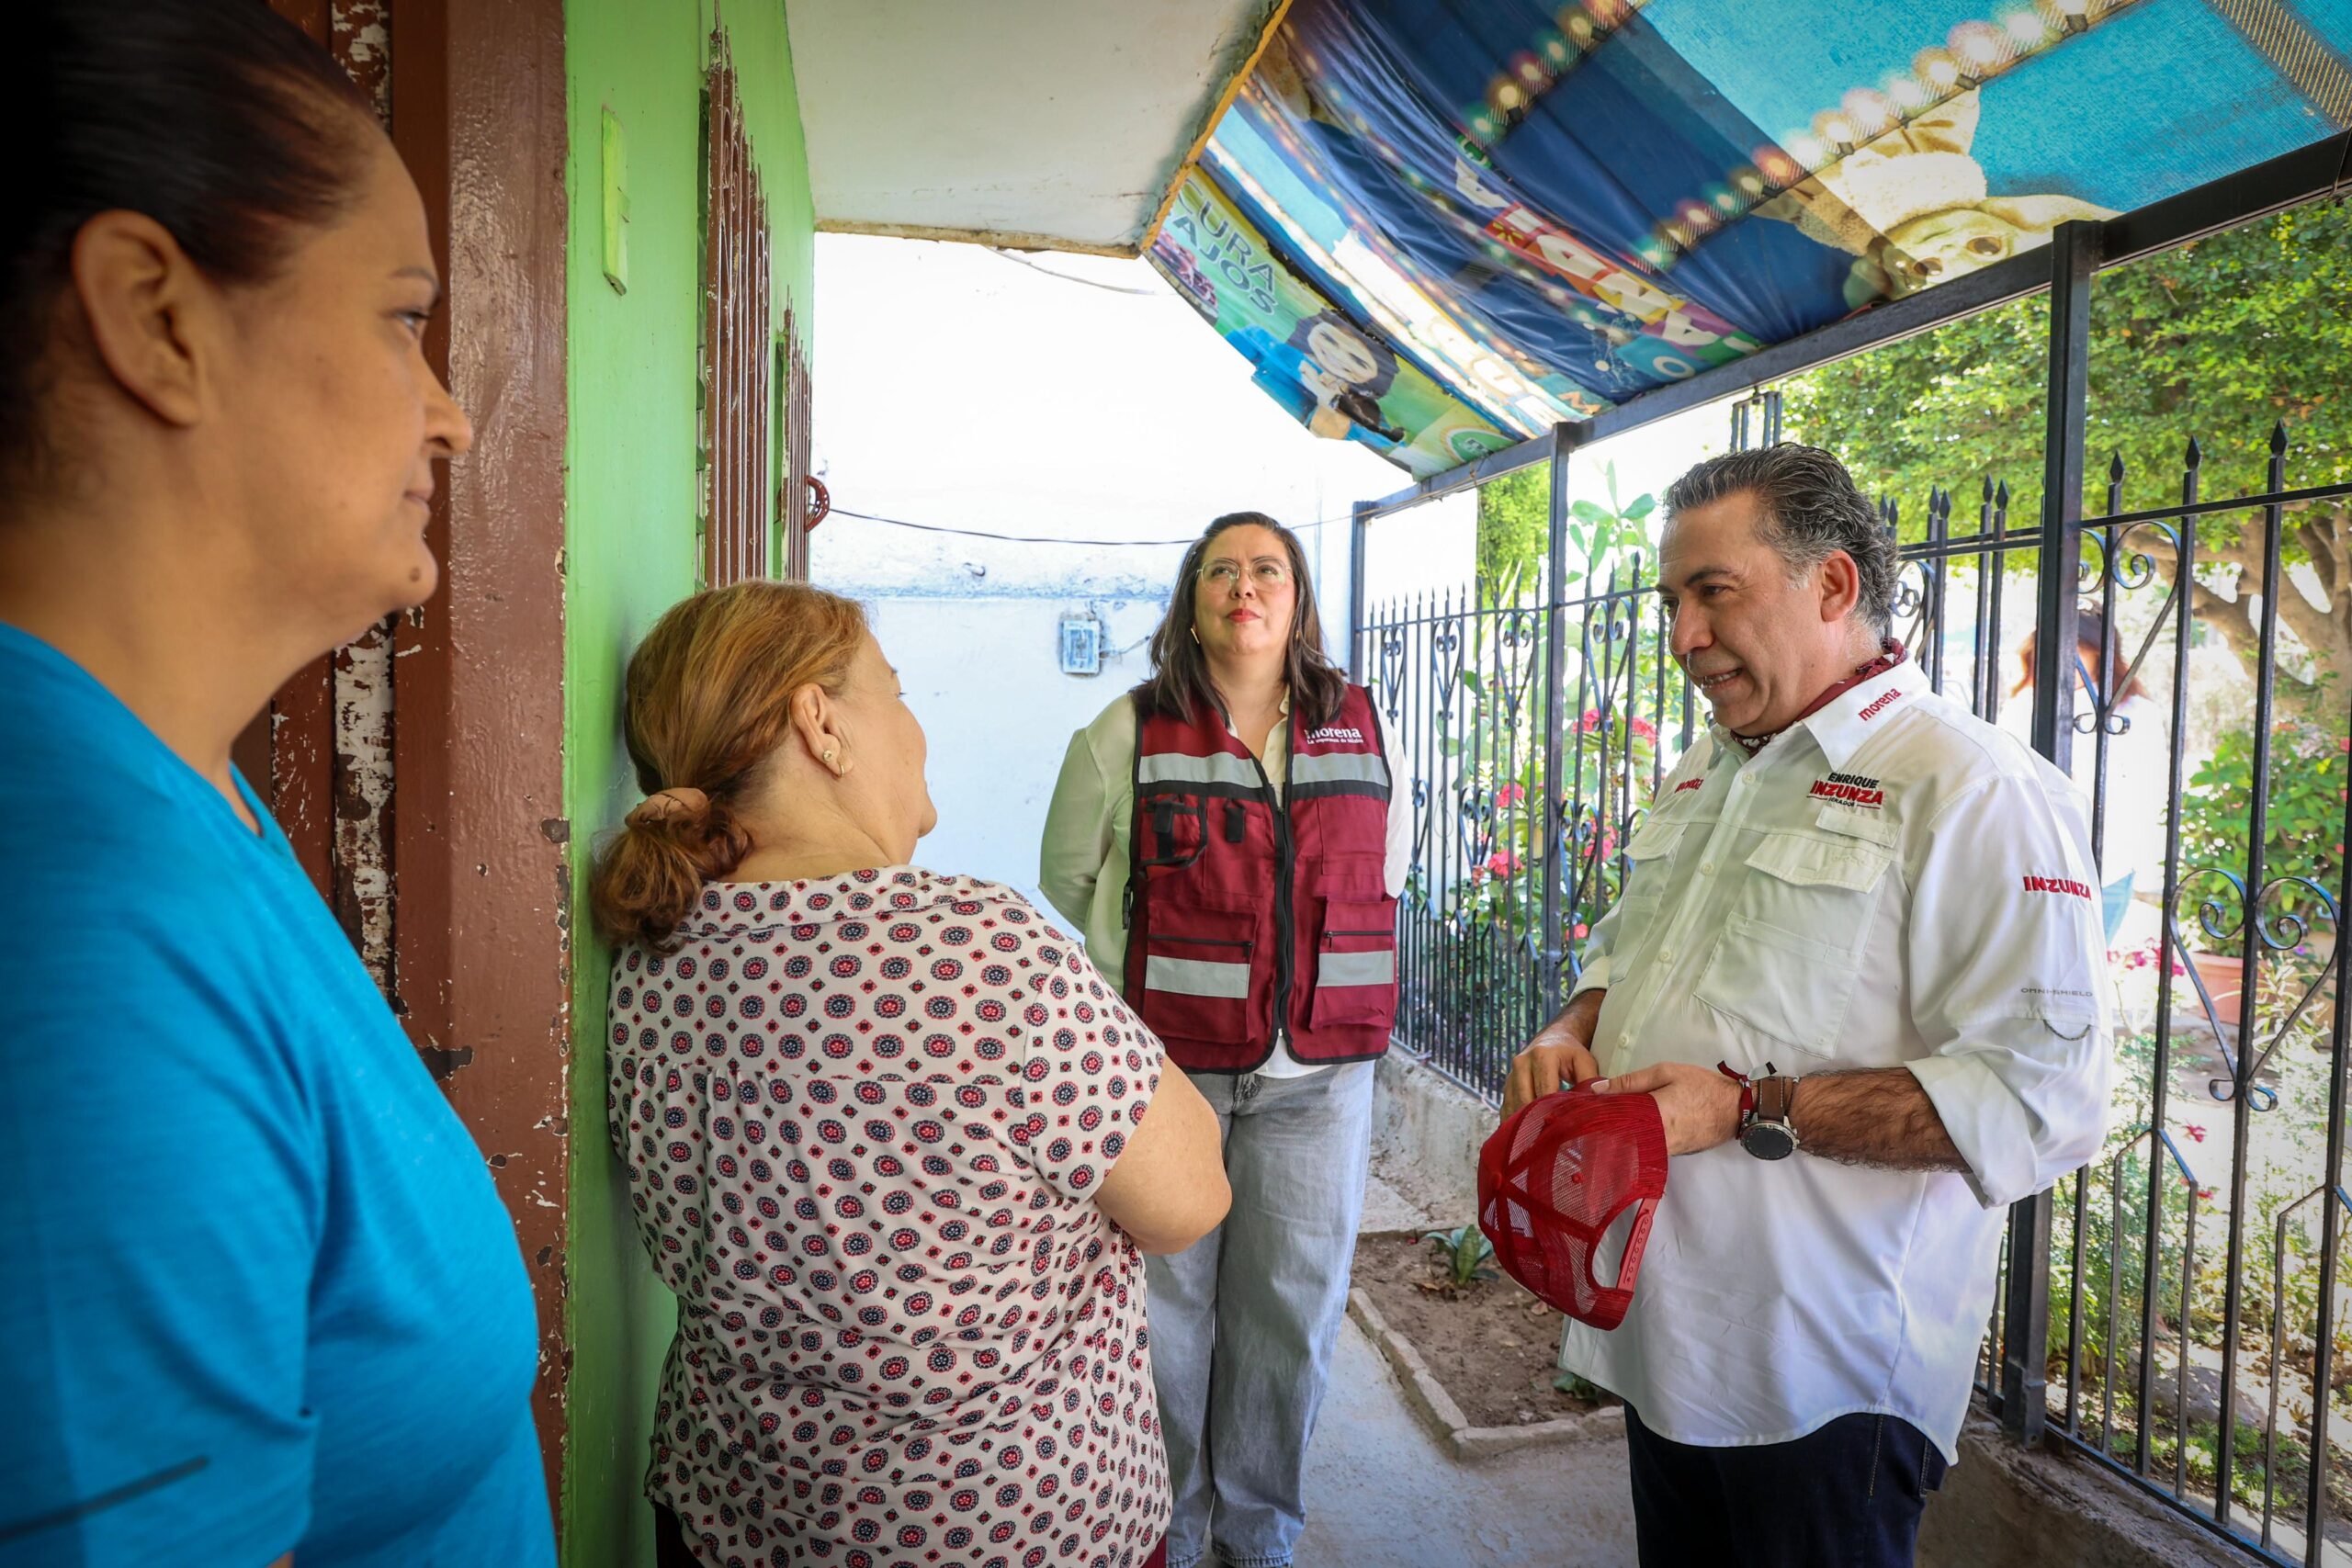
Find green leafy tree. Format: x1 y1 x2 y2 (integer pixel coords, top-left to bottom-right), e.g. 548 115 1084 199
1783 199 2352 718
1476 464 1548 594
1476 459 1657 598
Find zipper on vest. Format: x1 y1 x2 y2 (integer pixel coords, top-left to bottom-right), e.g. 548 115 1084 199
1258 745 1295 1055
1152 933 1254 953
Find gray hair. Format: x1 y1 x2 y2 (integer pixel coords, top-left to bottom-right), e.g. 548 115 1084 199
1664 444 1898 636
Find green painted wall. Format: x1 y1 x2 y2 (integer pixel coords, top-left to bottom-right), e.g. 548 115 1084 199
562 4 815 1565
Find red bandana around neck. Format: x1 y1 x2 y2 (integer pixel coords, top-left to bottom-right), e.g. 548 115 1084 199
1729 640 1906 758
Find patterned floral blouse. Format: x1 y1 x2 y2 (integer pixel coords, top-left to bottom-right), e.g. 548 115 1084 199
607 866 1170 1568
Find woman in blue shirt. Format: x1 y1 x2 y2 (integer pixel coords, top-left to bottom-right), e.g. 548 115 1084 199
0 4 555 1565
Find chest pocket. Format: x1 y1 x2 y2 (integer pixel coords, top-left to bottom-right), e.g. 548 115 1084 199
1605 816 1686 947
1694 824 1896 1057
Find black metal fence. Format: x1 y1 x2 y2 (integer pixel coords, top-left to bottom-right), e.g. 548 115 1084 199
1353 244 2352 1563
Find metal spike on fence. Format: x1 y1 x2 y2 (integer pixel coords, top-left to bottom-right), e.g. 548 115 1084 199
2185 434 2203 471
1995 479 2010 512
2270 419 2290 456
2109 451 2126 484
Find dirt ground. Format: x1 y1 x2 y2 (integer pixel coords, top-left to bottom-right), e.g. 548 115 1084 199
1351 1229 1614 1427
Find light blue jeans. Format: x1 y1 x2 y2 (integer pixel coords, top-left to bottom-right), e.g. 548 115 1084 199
1146 1061 1376 1568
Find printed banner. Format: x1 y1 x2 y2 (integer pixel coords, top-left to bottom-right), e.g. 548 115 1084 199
1149 169 1520 479
1173 0 2352 474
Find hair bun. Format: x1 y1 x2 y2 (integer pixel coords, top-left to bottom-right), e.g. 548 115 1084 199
626 786 709 829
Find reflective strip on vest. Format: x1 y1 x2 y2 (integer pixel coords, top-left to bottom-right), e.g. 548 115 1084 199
1137 752 1265 790
1145 954 1253 998
1290 751 1390 788
1317 950 1396 988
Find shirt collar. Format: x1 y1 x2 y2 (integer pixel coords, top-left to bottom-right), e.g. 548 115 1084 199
1706 645 1928 773
1221 691 1290 741
1796 651 1931 771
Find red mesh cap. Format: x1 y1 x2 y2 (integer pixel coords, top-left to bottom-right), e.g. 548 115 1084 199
1477 1084 1668 1331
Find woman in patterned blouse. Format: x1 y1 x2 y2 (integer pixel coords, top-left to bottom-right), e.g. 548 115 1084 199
592 581 1228 1568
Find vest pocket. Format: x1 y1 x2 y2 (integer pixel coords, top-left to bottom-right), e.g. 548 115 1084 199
1139 909 1259 1044
1311 897 1399 1028
1138 792 1209 873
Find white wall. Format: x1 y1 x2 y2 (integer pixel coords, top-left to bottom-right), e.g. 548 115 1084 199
865 594 1165 899
1361 488 1476 618
812 233 1398 908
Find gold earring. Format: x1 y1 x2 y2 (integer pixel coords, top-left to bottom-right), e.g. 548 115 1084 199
822 750 836 765
1190 626 1200 645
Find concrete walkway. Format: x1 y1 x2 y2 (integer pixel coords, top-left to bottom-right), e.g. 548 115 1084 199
1291 1311 1637 1567
1271 1168 1638 1566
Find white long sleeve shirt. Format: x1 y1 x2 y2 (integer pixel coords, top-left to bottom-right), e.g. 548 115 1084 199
1039 691 1412 1077
1564 653 2111 1463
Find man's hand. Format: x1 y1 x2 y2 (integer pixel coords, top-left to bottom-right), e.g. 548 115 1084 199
1502 990 1609 1122
1503 1036 1601 1121
1592 1062 1744 1156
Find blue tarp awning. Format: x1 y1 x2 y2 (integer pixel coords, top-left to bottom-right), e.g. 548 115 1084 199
1148 0 2352 477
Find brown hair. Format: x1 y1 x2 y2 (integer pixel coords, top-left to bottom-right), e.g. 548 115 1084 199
589 581 867 950
2011 604 2146 704
6 0 379 499
1141 511 1349 727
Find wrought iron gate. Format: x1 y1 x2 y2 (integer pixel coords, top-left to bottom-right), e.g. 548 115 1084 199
1354 215 2352 1563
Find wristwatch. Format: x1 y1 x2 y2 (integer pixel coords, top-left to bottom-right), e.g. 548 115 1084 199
1740 1071 1803 1161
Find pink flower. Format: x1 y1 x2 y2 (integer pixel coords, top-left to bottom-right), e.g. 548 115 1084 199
2198 1188 2216 1202
1486 851 1521 876
2185 1125 2207 1143
1578 708 1605 734
1571 922 1589 940
1495 783 1527 808
1630 716 1657 742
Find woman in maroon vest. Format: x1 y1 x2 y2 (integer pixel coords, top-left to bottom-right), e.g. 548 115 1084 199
1041 512 1410 1568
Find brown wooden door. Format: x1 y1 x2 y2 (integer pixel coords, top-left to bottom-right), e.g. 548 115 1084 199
248 0 573 1509
244 0 397 980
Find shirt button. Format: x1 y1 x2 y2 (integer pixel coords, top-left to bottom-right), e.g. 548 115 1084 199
1700 861 1715 875
1658 946 1674 963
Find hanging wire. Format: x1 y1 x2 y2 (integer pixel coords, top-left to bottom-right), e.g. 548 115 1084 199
987 248 1166 298
828 506 1351 547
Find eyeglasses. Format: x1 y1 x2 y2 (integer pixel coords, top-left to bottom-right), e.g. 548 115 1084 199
1200 558 1293 591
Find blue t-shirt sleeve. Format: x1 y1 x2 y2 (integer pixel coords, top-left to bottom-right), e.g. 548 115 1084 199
0 909 320 1567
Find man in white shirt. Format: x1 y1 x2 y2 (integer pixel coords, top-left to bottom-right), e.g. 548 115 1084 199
1503 444 2110 1566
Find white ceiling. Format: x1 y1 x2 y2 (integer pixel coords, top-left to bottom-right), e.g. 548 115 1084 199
786 0 1282 255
